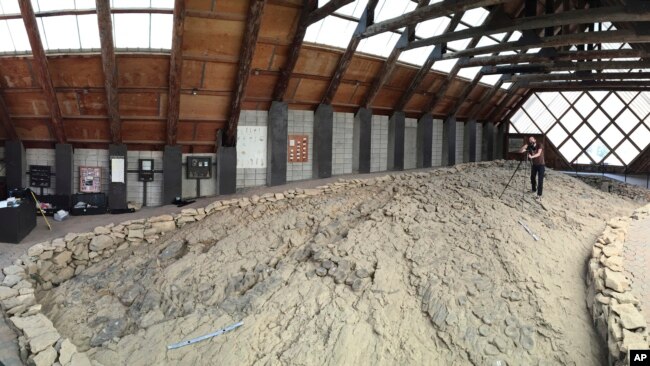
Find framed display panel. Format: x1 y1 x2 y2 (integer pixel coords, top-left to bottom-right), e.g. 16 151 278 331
29 165 52 188
139 159 154 182
79 167 102 193
186 156 212 179
288 134 308 163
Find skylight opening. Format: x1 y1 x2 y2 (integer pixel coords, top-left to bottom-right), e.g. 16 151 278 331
357 31 399 58
0 19 30 53
432 58 457 74
374 0 415 23
331 0 368 17
397 45 434 67
305 15 357 49
0 0 20 14
415 16 451 39
460 7 489 27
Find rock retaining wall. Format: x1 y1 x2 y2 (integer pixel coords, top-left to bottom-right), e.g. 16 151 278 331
586 204 650 365
0 173 407 366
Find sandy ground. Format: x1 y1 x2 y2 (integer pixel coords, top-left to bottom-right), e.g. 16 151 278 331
31 163 642 365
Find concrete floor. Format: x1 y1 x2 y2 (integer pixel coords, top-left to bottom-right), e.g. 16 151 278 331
562 171 650 189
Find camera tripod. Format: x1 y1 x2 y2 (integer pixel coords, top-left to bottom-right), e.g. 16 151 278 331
499 153 530 200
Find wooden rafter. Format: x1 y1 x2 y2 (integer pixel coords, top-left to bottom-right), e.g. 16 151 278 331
359 0 508 38
483 60 650 74
510 71 650 82
18 0 66 144
96 0 121 144
529 81 650 90
272 0 317 102
457 49 650 68
467 75 506 120
442 30 650 60
360 0 430 109
402 5 650 51
321 0 379 105
224 0 267 147
307 0 354 24
166 0 185 146
447 71 484 116
0 94 18 141
392 13 462 112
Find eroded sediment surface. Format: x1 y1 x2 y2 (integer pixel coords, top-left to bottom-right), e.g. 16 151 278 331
39 163 640 365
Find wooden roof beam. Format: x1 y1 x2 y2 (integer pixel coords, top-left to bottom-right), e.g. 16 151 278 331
224 0 267 147
18 0 66 144
510 71 650 82
321 0 379 105
401 4 650 51
442 29 650 60
360 0 431 109
529 80 650 90
391 13 463 112
0 95 18 141
96 0 121 144
166 0 185 146
307 0 354 24
457 49 650 67
483 60 650 74
359 0 508 39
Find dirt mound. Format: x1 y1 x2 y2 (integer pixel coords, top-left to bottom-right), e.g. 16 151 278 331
38 163 639 365
575 175 650 202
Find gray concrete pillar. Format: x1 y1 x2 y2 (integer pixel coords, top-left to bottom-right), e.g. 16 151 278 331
465 119 477 163
417 113 433 168
216 130 237 195
163 145 182 204
496 122 506 160
108 144 128 210
5 140 26 191
55 144 74 196
313 103 333 179
267 101 288 186
353 108 372 173
442 116 456 166
482 122 495 161
388 111 405 171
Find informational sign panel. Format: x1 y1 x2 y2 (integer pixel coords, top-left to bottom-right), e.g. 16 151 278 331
110 157 125 183
288 134 308 163
237 126 267 169
29 165 51 188
187 157 212 179
139 159 154 182
79 167 102 193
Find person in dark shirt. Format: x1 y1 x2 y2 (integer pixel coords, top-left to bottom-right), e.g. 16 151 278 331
519 136 545 200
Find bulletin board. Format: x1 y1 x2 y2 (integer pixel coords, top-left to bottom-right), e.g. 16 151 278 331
288 135 308 163
237 126 267 168
79 167 102 193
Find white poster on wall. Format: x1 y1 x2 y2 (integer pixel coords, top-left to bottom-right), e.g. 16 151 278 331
237 126 267 169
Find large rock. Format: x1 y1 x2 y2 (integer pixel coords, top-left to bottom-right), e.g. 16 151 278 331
29 330 60 353
59 338 78 365
181 208 198 216
2 274 23 287
32 346 57 366
128 229 144 239
93 226 112 235
10 314 55 339
159 241 185 261
27 244 45 257
604 269 629 292
621 329 649 352
0 286 18 300
611 303 646 330
3 265 25 276
151 221 176 233
90 318 127 347
1 294 35 310
52 251 73 267
149 214 174 223
70 352 92 366
89 235 114 252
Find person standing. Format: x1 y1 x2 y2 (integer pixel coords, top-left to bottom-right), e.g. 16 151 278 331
519 136 545 200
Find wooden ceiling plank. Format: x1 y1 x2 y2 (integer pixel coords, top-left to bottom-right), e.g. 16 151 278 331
224 0 268 147
18 0 66 143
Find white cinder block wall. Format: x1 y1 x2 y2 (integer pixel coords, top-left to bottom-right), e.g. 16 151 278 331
237 110 268 188
181 153 217 199
475 124 483 162
287 110 314 182
455 121 464 164
404 118 417 170
127 151 163 206
332 112 353 175
370 115 388 172
432 119 443 167
25 149 57 195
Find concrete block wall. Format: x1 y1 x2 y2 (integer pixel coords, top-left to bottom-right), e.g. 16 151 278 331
237 110 268 188
287 110 314 182
432 119 443 167
370 115 388 172
404 118 417 170
475 124 483 162
332 112 353 175
25 149 57 195
181 153 217 198
126 151 163 206
455 121 465 164
74 149 110 194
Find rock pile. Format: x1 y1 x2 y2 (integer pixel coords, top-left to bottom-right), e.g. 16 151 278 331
576 175 650 202
0 161 643 365
586 204 650 365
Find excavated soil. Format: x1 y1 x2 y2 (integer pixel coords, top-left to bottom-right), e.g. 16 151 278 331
38 162 639 365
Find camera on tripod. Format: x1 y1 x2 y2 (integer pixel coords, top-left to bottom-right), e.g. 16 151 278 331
526 143 536 154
